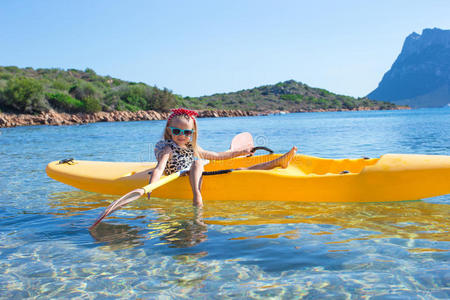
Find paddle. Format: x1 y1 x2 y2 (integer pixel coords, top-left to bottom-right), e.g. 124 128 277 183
230 132 254 152
89 132 255 230
230 132 273 156
89 170 187 230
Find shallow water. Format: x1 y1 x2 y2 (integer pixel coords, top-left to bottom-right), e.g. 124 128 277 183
0 108 449 298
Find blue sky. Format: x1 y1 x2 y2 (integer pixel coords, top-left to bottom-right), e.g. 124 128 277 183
1 0 450 98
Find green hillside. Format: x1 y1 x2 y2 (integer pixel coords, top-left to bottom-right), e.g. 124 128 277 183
180 80 397 111
0 66 398 114
0 66 177 114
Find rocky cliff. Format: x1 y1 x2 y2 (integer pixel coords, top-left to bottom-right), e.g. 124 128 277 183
368 28 450 108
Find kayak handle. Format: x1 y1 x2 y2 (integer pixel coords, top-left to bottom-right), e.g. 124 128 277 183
249 146 274 156
58 158 75 165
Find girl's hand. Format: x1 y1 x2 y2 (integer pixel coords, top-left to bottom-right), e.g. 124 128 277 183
240 147 253 156
147 147 171 200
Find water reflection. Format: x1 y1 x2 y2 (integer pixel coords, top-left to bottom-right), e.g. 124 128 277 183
49 191 450 249
89 222 144 250
146 208 207 248
50 191 208 248
203 200 450 243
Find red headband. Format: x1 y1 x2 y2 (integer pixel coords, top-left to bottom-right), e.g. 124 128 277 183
168 108 198 122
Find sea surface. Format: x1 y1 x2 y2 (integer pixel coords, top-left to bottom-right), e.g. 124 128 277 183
0 108 449 299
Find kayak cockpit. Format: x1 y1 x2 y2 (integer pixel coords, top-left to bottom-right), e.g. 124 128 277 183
204 154 380 177
293 155 379 175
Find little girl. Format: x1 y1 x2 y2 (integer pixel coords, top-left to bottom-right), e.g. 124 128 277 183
149 108 297 206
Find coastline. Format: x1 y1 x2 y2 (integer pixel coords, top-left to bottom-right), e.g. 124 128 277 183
0 106 409 128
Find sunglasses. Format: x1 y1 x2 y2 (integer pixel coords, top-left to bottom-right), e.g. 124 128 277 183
168 127 195 137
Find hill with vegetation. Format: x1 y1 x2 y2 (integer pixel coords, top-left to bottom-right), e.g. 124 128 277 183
181 80 397 111
0 66 398 115
0 66 177 114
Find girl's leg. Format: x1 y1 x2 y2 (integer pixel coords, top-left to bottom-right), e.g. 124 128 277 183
244 146 297 170
189 160 204 207
147 168 155 199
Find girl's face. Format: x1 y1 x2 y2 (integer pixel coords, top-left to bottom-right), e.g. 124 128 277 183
168 117 195 147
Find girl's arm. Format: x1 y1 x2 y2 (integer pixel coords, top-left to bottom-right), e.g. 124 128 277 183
197 146 252 160
147 147 172 198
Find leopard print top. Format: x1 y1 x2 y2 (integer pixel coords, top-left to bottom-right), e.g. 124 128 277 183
154 140 195 175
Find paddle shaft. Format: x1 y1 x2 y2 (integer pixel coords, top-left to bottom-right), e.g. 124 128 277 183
144 169 188 194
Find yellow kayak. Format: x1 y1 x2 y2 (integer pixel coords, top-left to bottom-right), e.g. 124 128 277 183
46 153 450 202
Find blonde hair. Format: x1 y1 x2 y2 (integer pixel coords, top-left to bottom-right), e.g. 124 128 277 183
164 114 200 158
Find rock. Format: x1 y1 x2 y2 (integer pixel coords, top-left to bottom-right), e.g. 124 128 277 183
368 28 450 108
0 106 406 128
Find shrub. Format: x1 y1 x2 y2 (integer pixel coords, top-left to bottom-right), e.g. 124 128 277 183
149 87 176 111
1 76 48 113
51 79 70 91
317 98 330 107
47 93 84 113
69 82 100 101
105 84 147 111
112 78 122 86
122 85 149 109
207 101 218 108
115 99 139 111
331 99 342 108
82 96 102 113
0 73 12 80
281 94 303 103
342 98 356 109
84 68 96 76
5 66 20 73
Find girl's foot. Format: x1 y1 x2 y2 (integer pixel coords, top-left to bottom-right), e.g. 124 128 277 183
193 192 203 207
246 146 298 170
278 146 297 168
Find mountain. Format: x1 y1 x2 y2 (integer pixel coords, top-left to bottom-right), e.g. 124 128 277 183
181 80 397 111
368 28 450 108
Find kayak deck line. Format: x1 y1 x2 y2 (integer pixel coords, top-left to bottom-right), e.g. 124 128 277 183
46 153 450 203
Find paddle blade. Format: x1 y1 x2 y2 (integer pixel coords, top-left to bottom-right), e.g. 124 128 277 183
89 170 186 229
230 132 254 151
89 188 145 230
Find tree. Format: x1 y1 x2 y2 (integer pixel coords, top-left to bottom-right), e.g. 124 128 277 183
69 81 100 101
83 96 102 113
150 87 176 111
1 76 48 113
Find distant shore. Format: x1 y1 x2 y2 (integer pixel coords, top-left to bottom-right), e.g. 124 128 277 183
0 106 410 128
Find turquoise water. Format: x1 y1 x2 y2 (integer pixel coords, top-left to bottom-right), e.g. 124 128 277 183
1 108 449 299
